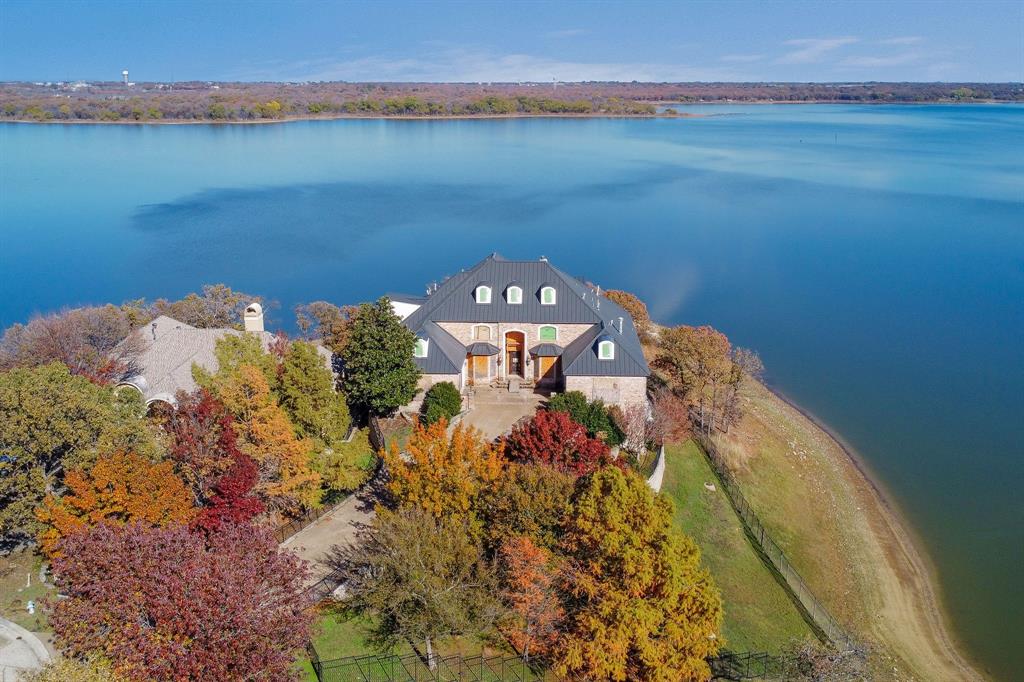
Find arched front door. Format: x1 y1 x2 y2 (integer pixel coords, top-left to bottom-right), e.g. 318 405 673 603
504 331 525 378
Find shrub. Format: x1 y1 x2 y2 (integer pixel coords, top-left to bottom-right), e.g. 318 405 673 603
546 391 624 446
503 410 616 477
421 381 462 425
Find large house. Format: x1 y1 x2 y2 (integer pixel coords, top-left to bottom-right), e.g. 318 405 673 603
390 254 650 411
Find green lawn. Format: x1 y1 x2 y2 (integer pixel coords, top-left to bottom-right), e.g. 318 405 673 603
297 605 504 680
0 550 56 632
662 440 811 652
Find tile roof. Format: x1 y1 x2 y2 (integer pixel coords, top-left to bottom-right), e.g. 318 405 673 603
121 316 275 405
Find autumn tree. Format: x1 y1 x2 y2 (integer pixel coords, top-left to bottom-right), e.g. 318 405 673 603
503 410 617 477
36 451 196 556
345 507 502 670
0 305 144 384
341 298 419 417
605 289 652 340
151 284 263 329
553 467 723 681
161 389 263 531
0 363 157 547
22 656 123 682
647 387 693 445
498 536 564 661
194 332 279 390
479 463 574 554
50 522 311 681
385 420 504 533
211 364 321 513
656 325 739 433
295 301 358 355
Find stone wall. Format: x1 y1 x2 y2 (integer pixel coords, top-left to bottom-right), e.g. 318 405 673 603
564 375 647 411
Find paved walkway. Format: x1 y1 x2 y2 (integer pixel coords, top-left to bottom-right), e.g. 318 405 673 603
461 388 546 440
0 617 50 681
281 474 383 586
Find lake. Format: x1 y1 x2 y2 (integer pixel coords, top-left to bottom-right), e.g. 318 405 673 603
1 105 1022 678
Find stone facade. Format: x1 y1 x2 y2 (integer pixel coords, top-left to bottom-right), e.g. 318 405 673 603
437 321 593 383
564 375 647 411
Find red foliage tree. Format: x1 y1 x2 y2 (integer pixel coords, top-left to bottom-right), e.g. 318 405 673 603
162 389 263 530
499 535 564 661
503 410 617 477
50 522 311 681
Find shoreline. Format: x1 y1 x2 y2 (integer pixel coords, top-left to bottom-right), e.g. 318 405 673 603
3 99 1019 126
760 381 986 680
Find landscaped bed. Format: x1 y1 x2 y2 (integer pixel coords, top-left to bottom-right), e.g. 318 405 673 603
0 549 55 632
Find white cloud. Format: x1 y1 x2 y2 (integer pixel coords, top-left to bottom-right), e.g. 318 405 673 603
776 37 858 64
720 54 764 63
840 52 923 68
234 48 744 83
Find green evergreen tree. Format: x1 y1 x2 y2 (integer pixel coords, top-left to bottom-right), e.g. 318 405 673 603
341 298 420 417
279 340 350 445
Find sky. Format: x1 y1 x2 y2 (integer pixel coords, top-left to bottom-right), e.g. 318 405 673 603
1 0 1021 83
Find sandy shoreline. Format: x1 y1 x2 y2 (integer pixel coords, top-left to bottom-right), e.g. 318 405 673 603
760 382 985 680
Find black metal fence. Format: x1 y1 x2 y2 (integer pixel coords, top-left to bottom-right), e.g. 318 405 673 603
311 652 551 682
694 432 849 648
709 651 802 680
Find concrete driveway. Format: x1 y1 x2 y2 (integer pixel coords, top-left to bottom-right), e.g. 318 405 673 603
0 617 50 681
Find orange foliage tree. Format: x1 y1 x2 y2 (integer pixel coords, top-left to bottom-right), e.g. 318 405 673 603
498 535 564 662
384 419 505 533
215 364 321 513
36 451 195 556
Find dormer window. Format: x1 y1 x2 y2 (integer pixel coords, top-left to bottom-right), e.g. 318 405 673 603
475 285 492 304
540 286 556 306
414 338 429 358
598 339 615 360
506 285 522 304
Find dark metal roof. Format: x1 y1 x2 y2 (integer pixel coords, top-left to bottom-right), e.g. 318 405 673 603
412 321 465 375
529 343 564 357
402 254 649 378
466 342 500 356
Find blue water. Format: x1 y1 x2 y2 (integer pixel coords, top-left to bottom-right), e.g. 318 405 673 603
1 105 1022 678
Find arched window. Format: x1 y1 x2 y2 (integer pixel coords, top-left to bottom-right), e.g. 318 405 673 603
506 286 522 304
540 286 556 305
598 339 615 360
474 325 491 341
475 285 492 304
539 325 557 342
414 338 429 358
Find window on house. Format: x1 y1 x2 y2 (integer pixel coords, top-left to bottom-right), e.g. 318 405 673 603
539 325 557 342
475 286 491 304
598 340 615 360
506 286 522 304
474 325 491 341
414 338 429 358
540 286 556 305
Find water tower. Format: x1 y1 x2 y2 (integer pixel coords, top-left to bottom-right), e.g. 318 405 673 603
122 69 129 86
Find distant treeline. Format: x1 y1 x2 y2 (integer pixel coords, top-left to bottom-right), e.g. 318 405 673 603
2 80 1020 122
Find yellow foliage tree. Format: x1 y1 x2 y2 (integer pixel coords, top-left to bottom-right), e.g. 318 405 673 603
36 451 196 557
385 419 505 532
216 364 321 513
553 467 723 681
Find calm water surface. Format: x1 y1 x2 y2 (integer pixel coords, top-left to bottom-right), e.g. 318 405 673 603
2 105 1022 678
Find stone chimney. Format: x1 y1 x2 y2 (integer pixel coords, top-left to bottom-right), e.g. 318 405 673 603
243 302 264 333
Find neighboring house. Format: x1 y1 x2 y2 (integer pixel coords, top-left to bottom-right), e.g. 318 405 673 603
117 303 329 410
391 254 650 410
